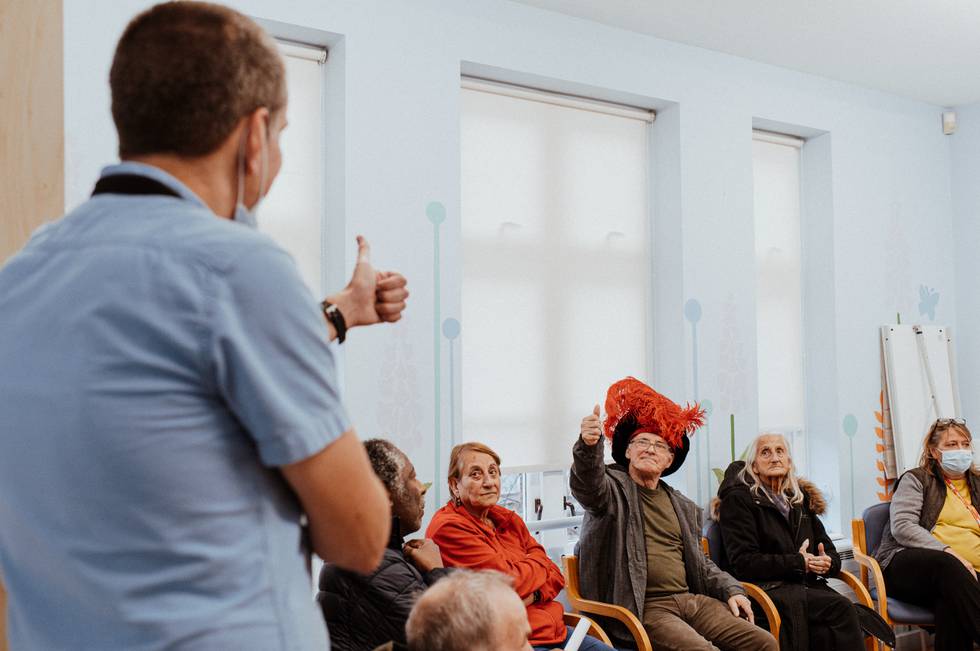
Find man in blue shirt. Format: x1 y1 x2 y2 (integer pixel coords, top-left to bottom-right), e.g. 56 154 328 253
0 3 405 649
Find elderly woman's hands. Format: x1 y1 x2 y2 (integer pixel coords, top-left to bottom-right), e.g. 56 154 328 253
580 405 602 446
798 539 832 575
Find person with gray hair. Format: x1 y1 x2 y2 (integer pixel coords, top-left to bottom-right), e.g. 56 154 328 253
717 433 869 650
405 570 533 651
319 439 450 650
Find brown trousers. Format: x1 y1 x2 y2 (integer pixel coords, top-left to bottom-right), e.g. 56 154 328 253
642 593 777 651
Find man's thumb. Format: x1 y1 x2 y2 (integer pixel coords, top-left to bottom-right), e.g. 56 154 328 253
593 404 600 417
355 235 371 265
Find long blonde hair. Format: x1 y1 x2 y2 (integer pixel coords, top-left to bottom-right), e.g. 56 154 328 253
739 433 805 506
919 420 979 477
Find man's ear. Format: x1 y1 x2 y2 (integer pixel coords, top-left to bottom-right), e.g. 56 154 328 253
243 107 270 175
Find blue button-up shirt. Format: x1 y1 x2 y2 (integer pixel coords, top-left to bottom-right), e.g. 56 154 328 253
0 162 348 650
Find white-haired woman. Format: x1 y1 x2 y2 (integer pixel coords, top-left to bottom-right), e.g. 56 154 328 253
716 433 865 651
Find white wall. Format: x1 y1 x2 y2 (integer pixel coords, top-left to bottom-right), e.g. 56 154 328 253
951 103 980 429
63 0 960 531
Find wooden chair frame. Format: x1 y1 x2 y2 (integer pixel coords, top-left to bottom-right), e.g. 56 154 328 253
560 542 877 651
698 538 783 643
851 518 933 651
562 555 654 651
562 612 614 646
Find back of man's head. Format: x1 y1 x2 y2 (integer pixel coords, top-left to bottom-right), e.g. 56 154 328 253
110 1 286 159
364 439 406 497
405 570 529 651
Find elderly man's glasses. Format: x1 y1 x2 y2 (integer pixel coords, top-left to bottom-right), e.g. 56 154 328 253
630 439 670 453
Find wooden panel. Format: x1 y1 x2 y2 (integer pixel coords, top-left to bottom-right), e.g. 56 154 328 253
0 0 64 265
1 3 64 645
0 581 5 651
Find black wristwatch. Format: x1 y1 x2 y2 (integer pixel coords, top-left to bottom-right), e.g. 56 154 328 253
321 300 348 344
533 590 542 604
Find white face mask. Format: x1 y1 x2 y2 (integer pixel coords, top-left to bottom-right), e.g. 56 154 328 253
233 119 269 228
940 448 974 475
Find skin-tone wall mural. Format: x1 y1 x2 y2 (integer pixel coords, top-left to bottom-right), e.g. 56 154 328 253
377 326 424 452
718 293 748 424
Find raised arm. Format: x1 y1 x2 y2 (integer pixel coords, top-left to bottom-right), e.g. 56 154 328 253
569 405 615 516
321 236 408 341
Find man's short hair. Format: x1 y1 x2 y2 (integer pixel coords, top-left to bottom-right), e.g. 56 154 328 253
110 1 286 158
405 570 513 651
364 439 407 500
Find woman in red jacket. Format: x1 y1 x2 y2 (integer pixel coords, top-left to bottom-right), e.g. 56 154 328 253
426 442 614 651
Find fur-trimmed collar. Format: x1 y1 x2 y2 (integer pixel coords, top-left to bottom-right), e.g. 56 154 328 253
709 460 827 519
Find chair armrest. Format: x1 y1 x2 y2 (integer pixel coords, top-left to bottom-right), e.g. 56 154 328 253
837 570 874 608
742 581 781 643
563 612 613 645
567 596 653 651
851 550 890 624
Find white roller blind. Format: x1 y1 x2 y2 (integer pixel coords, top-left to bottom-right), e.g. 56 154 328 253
461 82 651 469
753 132 807 467
260 42 326 296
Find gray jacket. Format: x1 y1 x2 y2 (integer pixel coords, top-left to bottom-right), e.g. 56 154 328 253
570 435 744 645
875 465 980 569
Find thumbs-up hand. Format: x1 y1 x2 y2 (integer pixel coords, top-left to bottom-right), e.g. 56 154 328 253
810 542 832 575
323 236 409 335
580 405 603 446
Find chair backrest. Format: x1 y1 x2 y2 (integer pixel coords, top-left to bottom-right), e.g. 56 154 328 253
861 502 891 556
563 555 584 599
703 519 729 570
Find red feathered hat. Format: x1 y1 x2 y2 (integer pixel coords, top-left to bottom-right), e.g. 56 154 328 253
603 377 705 474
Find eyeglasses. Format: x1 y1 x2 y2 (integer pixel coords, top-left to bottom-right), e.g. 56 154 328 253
935 418 967 428
630 439 671 453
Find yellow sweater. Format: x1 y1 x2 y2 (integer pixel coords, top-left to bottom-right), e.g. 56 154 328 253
932 477 980 570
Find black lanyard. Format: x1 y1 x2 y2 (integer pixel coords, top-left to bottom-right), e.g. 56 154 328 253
91 174 182 199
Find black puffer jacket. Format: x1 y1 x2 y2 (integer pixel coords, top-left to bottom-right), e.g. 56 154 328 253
717 461 844 651
317 519 452 651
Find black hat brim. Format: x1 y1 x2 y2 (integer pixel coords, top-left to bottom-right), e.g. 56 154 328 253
611 425 690 477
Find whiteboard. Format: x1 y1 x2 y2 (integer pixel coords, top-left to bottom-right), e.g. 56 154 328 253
880 325 960 475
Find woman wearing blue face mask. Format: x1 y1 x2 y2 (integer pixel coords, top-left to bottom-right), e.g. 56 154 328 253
875 419 980 651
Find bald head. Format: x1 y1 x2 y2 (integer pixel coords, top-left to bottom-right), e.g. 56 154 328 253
405 570 531 651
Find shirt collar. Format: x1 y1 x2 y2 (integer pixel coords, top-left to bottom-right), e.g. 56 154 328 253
99 162 210 211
